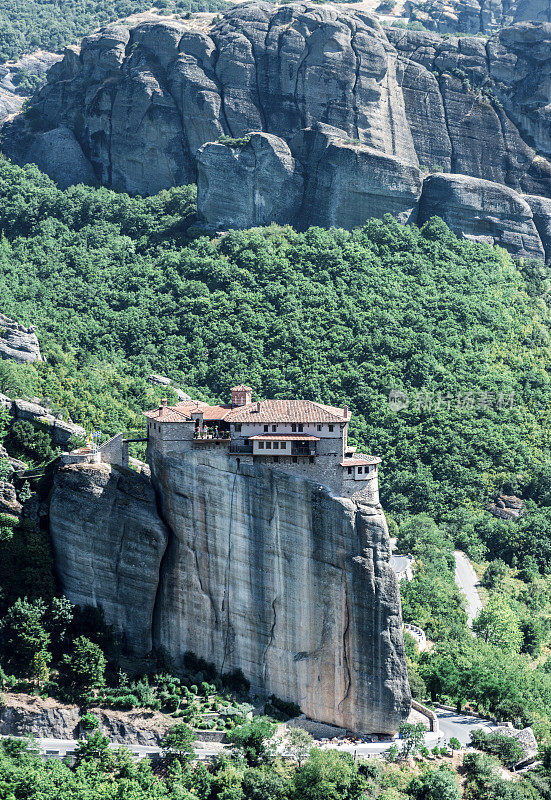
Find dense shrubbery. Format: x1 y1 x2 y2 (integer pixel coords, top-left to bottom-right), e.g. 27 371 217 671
0 0 228 63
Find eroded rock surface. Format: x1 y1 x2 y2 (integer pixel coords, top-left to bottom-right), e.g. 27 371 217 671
0 313 41 364
7 4 551 257
49 463 170 653
418 173 545 258
49 454 411 734
406 0 551 35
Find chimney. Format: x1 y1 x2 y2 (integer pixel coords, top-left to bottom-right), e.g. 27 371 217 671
161 398 168 406
256 401 261 412
159 398 168 418
343 405 349 417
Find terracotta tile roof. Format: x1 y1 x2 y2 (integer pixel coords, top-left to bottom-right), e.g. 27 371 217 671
248 434 321 441
201 405 232 421
226 399 350 423
143 406 193 422
340 455 381 466
231 384 253 392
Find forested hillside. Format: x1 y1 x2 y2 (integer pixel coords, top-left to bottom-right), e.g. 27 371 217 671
0 160 549 516
1 158 551 778
0 0 228 62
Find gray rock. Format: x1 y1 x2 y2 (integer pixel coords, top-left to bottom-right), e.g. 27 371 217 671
0 692 171 745
197 133 304 229
293 123 422 228
148 374 172 387
150 451 410 734
48 451 411 734
13 399 86 445
0 313 41 364
523 193 551 262
0 481 22 516
418 173 545 259
27 126 96 189
406 0 551 35
49 463 170 654
0 50 62 123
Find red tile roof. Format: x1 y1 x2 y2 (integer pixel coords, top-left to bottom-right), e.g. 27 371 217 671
248 434 321 441
231 384 253 392
225 399 350 423
201 405 232 421
143 406 193 422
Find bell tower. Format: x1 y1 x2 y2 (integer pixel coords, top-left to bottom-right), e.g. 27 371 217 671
231 384 253 406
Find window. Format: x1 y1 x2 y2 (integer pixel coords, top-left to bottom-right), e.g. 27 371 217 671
292 457 297 464
309 456 314 464
258 442 264 449
280 442 287 450
273 442 279 450
264 425 268 432
348 467 352 475
266 442 272 449
272 425 276 432
273 456 279 463
358 466 363 474
291 424 296 432
235 424 242 432
328 424 334 432
317 424 322 431
298 424 304 432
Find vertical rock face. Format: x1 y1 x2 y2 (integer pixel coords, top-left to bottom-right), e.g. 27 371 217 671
49 463 170 653
48 454 411 734
150 451 410 734
197 133 303 228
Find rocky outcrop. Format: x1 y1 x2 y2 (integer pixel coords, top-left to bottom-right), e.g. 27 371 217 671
488 494 524 519
49 463 170 654
0 481 22 517
0 50 61 122
406 0 551 35
49 454 411 734
12 399 86 446
7 4 551 257
0 313 41 364
417 173 545 258
0 692 172 745
197 133 304 229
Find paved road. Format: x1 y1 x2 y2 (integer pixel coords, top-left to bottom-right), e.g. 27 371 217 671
434 707 497 746
454 550 482 627
6 736 219 761
5 706 497 762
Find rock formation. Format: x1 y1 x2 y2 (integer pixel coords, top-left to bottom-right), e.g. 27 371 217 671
49 463 170 654
0 50 61 123
6 4 551 257
48 452 411 734
11 398 86 446
0 313 41 364
406 0 551 35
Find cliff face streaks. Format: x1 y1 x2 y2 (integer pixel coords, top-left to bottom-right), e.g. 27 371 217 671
49 453 411 734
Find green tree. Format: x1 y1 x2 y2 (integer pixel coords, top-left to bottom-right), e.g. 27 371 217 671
283 728 313 767
226 718 277 767
161 722 196 763
293 749 368 800
242 767 289 800
399 722 426 758
60 636 106 698
472 595 523 653
0 597 49 670
409 766 460 800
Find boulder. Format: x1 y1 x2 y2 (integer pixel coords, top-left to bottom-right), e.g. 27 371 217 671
197 133 304 229
0 313 41 364
0 481 22 516
418 173 545 259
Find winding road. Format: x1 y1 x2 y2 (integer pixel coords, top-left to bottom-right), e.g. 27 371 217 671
454 550 482 627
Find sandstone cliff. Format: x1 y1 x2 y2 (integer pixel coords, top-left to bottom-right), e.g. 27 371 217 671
48 455 411 734
5 4 551 258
